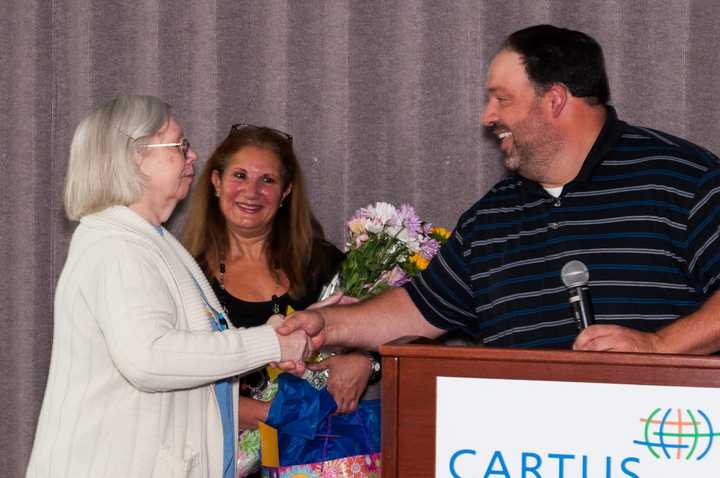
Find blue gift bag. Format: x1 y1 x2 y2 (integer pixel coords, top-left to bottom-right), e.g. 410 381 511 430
264 374 381 466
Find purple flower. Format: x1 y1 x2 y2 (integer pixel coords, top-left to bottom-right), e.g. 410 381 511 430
398 204 422 235
420 238 440 259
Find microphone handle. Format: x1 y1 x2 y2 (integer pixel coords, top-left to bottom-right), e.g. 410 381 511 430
569 286 595 330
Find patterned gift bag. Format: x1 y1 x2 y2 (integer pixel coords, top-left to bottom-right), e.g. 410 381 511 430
261 452 380 478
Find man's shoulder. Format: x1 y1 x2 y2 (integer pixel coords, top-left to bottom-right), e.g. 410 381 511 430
614 122 720 170
487 175 524 193
473 175 523 205
455 175 524 229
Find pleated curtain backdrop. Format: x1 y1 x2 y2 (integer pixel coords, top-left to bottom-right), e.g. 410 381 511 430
3 0 720 474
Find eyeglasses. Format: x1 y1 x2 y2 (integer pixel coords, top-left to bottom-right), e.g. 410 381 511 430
230 124 293 144
144 138 191 156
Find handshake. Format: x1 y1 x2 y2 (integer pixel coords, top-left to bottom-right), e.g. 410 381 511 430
270 293 355 373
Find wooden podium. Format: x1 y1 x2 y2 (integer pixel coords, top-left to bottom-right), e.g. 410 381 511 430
379 342 720 477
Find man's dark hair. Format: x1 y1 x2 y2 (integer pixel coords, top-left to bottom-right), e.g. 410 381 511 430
503 24 610 106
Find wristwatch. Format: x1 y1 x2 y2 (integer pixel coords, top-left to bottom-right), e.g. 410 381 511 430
366 352 382 384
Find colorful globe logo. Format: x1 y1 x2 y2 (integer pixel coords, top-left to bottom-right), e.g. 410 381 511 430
634 408 720 461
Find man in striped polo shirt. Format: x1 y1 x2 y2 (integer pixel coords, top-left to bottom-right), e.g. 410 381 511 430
279 25 720 360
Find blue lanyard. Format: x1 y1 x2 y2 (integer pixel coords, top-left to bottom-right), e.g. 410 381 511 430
191 276 229 330
189 275 235 478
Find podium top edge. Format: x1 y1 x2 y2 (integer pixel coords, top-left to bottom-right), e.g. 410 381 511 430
378 341 720 369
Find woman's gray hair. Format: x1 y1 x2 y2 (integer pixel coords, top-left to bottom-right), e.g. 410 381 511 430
64 95 170 220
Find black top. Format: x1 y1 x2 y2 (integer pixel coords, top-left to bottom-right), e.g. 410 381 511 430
212 240 345 329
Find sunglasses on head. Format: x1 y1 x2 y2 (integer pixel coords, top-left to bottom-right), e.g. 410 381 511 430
229 124 293 144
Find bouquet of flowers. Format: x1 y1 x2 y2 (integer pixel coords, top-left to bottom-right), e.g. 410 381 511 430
322 201 451 301
236 202 450 477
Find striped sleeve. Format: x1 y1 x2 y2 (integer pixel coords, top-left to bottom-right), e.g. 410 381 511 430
687 169 720 296
403 215 476 333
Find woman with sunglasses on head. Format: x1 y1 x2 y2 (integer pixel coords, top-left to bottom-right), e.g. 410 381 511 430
183 124 380 477
25 97 314 478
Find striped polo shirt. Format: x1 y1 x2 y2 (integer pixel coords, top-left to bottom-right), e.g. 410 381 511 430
405 107 720 348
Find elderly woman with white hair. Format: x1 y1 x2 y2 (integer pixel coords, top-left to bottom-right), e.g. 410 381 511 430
25 95 312 478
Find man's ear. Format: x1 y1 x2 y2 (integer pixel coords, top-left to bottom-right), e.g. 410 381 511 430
546 83 569 118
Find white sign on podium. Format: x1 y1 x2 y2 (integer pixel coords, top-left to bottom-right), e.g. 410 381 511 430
437 377 720 478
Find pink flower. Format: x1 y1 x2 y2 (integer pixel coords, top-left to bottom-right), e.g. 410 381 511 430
381 265 409 287
347 216 367 235
355 232 369 248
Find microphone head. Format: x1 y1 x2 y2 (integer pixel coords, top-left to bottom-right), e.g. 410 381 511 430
561 260 589 288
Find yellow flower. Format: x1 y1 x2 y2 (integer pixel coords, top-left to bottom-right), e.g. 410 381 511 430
409 253 430 270
432 226 452 240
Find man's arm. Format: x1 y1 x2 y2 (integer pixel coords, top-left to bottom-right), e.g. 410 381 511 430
279 287 445 352
574 289 720 354
325 287 445 350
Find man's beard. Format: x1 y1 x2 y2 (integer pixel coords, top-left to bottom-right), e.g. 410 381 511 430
502 107 562 183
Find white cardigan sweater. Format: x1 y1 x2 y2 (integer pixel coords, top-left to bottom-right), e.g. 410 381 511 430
26 206 281 478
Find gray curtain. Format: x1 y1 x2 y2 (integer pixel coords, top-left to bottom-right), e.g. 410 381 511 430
3 0 720 474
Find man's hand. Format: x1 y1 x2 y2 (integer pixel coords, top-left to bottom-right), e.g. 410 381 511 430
306 352 372 414
277 309 326 350
573 324 664 353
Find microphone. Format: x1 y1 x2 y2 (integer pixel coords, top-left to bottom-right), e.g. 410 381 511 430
561 260 595 330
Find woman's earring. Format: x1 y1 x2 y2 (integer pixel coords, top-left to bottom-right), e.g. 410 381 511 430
215 190 220 197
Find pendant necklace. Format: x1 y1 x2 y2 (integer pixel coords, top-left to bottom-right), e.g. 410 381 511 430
269 268 282 314
271 295 280 314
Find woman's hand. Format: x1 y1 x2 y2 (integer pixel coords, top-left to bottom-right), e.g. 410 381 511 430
238 396 272 430
266 314 285 329
275 327 313 372
306 352 372 414
272 312 320 375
